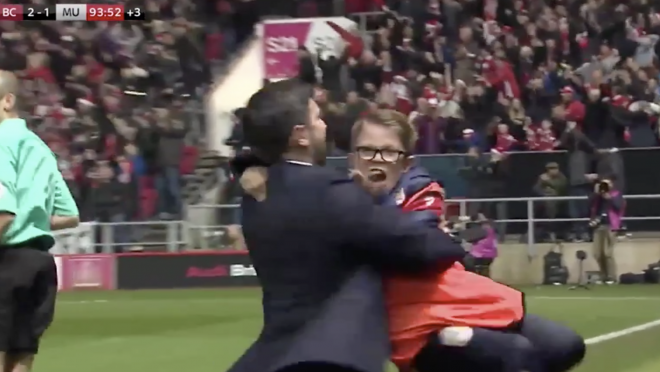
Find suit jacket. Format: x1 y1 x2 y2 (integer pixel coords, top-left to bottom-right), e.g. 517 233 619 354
227 160 465 372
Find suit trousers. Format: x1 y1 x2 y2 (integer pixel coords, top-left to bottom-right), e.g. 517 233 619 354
413 314 586 372
279 362 361 372
592 225 617 281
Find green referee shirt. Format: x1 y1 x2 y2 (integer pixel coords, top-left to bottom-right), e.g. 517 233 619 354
0 118 78 247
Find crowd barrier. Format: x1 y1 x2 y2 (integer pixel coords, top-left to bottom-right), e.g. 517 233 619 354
50 220 187 254
189 193 660 243
327 147 660 231
54 251 257 292
57 193 660 255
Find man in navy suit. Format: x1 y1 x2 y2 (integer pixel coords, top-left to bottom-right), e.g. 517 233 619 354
227 79 466 372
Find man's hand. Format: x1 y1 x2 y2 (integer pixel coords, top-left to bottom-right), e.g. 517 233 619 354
438 218 450 233
240 167 268 201
585 173 598 181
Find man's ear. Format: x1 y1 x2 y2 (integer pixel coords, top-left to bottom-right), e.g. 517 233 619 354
291 124 308 147
347 152 355 169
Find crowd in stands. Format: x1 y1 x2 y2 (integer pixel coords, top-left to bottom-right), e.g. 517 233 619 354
0 0 230 223
5 0 660 241
294 0 660 155
221 0 660 244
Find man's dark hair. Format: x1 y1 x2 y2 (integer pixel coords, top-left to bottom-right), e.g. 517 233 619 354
242 79 313 163
233 107 246 121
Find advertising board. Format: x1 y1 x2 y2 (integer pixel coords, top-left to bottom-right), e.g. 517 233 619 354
115 252 257 290
60 254 115 291
261 17 360 80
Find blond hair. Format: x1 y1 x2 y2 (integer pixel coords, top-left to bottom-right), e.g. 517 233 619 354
351 109 418 153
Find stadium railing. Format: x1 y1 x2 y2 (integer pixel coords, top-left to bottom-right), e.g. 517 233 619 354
54 194 660 255
51 220 187 255
188 194 660 255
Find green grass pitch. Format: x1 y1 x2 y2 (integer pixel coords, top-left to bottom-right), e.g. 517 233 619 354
37 286 660 372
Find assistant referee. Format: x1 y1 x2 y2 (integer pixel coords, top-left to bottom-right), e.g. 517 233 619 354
0 71 79 372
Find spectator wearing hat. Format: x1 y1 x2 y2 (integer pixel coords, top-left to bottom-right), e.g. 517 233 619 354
533 162 568 242
560 86 586 129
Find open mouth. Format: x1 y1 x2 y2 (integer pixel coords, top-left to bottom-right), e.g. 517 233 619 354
368 168 387 182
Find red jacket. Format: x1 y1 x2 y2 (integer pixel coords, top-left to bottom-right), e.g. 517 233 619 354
385 183 524 370
565 100 586 126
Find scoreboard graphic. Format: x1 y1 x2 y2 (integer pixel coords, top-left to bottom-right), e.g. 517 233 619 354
0 4 145 21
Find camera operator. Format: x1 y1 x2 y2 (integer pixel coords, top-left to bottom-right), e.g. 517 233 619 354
588 179 624 284
462 214 498 277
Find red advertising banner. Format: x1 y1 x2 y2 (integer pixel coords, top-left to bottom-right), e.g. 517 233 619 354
60 254 115 291
54 251 256 291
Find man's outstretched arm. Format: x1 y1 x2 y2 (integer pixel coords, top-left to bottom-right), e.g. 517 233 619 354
327 179 465 273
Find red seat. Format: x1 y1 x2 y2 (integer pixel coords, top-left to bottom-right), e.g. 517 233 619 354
139 189 158 218
179 146 199 174
139 175 155 191
205 32 223 61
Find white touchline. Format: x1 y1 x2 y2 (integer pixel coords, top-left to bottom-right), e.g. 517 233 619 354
531 296 660 301
584 319 660 345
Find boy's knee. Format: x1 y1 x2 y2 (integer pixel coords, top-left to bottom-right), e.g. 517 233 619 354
563 332 586 368
510 334 535 354
508 333 536 365
521 314 586 371
505 335 539 371
547 329 586 371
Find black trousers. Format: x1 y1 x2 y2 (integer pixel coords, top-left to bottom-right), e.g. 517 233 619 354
472 257 494 277
0 247 58 353
280 363 361 372
413 314 586 372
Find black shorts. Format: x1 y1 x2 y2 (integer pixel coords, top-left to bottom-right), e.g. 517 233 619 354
0 247 58 353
